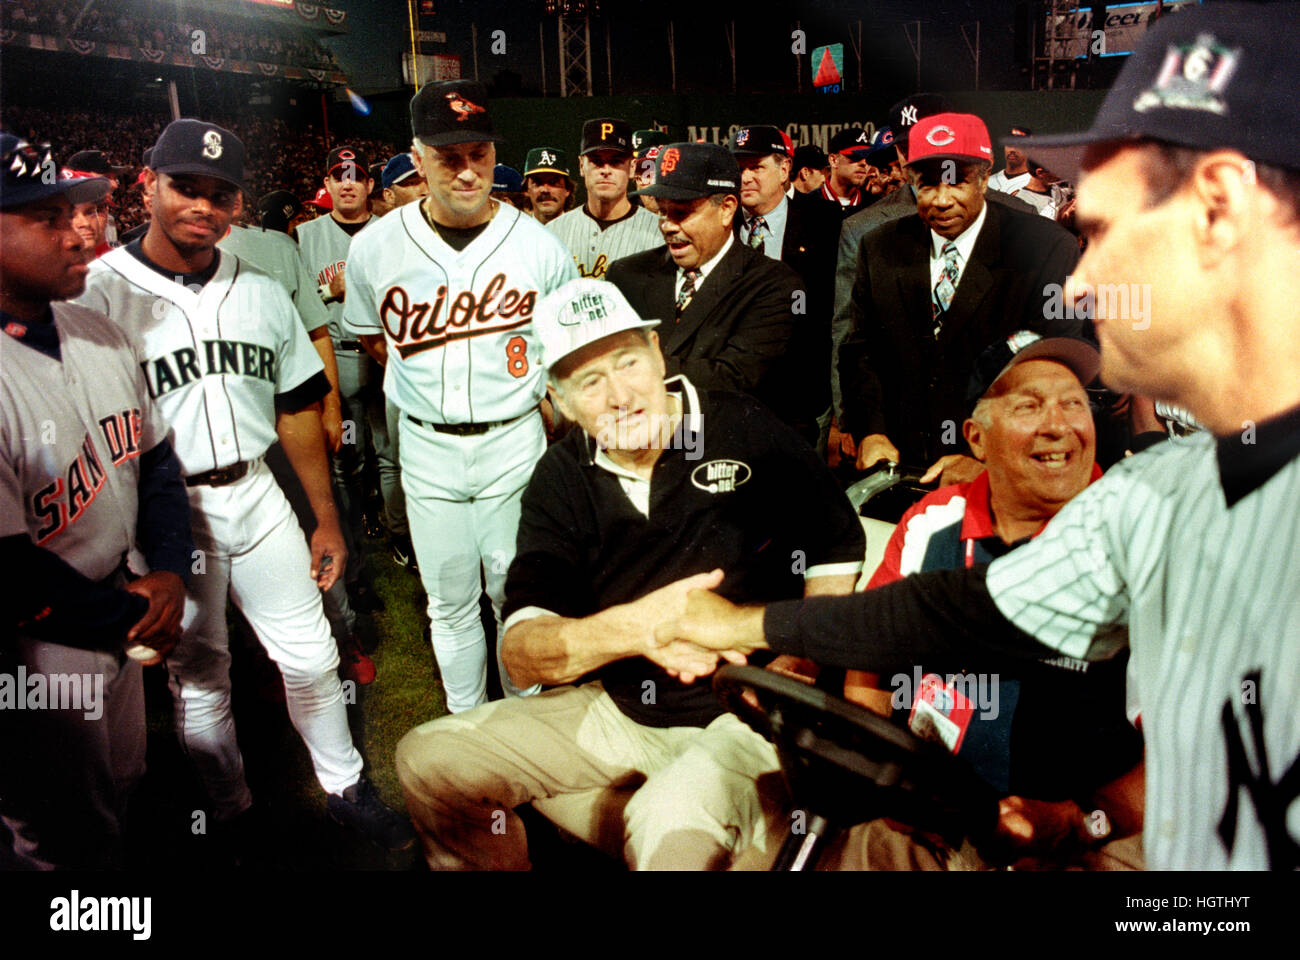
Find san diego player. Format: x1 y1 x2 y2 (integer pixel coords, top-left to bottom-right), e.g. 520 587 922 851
343 81 577 712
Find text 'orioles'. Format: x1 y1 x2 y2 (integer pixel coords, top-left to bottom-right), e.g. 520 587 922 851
379 272 538 359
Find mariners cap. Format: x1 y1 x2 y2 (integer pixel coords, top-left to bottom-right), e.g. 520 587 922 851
382 153 420 189
492 164 523 193
0 134 112 210
888 93 953 153
150 119 246 191
631 142 740 201
411 80 504 147
580 118 632 156
535 278 660 372
791 144 827 175
524 146 571 180
967 330 1101 411
326 146 369 179
866 126 898 168
728 125 793 158
1012 3 1300 179
632 130 670 158
908 113 994 166
828 127 872 160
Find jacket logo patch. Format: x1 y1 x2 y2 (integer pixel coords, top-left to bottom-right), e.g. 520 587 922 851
690 459 751 494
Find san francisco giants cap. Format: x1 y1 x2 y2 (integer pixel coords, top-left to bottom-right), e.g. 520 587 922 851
411 80 504 147
524 146 571 179
150 119 246 191
630 142 740 201
967 330 1101 411
580 118 632 157
0 134 111 210
1012 3 1300 179
728 125 793 159
908 113 994 166
535 278 660 372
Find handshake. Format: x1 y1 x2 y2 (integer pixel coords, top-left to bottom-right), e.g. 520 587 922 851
640 569 770 684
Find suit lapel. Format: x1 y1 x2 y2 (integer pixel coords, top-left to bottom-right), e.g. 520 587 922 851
939 202 1000 344
662 240 741 353
891 216 934 337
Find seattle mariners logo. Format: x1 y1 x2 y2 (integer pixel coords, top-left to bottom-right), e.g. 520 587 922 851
925 125 956 147
446 92 486 121
1134 32 1241 115
202 130 223 159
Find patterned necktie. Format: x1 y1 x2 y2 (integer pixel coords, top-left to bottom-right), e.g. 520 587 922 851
931 241 960 337
676 269 700 318
747 216 768 250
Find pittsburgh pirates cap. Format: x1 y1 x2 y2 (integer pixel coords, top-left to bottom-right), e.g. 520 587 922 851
0 134 112 210
580 118 633 157
828 127 872 160
150 119 246 191
631 142 740 201
523 146 572 180
888 93 953 153
1012 3 1300 179
967 330 1101 411
411 80 504 147
632 130 671 158
535 278 660 372
728 125 794 159
492 164 523 193
908 113 994 166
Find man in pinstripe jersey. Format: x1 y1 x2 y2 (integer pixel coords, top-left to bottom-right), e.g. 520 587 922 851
661 4 1300 870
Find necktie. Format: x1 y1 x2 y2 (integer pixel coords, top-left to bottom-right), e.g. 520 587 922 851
747 216 767 250
676 269 699 318
931 241 960 337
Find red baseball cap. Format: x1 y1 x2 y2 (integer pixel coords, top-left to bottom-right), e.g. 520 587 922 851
907 113 993 165
308 186 333 210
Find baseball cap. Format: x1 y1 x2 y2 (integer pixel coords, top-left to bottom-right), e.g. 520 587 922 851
523 146 571 180
492 164 523 193
1012 3 1300 179
326 146 369 179
411 80 503 147
908 113 994 166
580 118 632 157
534 278 660 372
382 153 420 189
631 142 740 201
967 330 1101 411
308 186 333 211
728 125 793 158
791 144 828 175
865 126 897 168
368 162 386 197
1007 124 1033 140
828 127 873 160
0 134 112 210
64 149 130 178
257 189 301 231
632 130 671 157
888 93 953 153
150 119 246 191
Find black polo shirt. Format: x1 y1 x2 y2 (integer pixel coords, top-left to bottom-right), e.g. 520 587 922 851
503 376 865 728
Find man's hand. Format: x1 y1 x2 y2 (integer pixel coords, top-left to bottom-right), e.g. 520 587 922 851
320 396 344 453
991 796 1084 859
644 639 742 685
854 433 900 472
327 266 346 301
309 519 348 592
125 570 186 651
654 588 768 657
920 453 984 486
766 654 819 684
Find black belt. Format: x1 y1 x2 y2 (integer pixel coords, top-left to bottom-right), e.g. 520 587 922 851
336 339 365 352
406 412 526 436
185 461 251 487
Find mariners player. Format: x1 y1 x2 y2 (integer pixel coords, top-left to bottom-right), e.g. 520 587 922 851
343 81 577 712
661 4 1300 871
548 118 661 279
0 135 192 868
76 119 412 852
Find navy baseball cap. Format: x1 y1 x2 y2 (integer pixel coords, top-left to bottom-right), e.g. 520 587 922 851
631 142 740 201
1013 3 1300 179
967 331 1101 411
828 127 872 160
888 93 953 152
866 126 898 168
492 164 523 193
791 144 827 175
382 153 420 189
150 119 246 191
728 125 793 158
0 134 111 210
411 80 504 147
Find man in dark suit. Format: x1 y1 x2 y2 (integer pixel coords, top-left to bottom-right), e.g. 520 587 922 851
839 113 1083 483
606 143 812 443
726 125 843 452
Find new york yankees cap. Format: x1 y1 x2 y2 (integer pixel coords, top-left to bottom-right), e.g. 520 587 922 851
1011 3 1300 180
580 118 633 157
908 113 993 166
728 125 793 159
828 127 872 160
535 278 660 372
411 80 504 147
382 153 420 189
524 146 572 180
150 119 246 191
0 134 111 210
967 330 1101 411
630 142 740 201
888 93 953 153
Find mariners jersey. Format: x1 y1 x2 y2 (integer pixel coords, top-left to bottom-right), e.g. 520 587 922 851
0 303 168 581
986 429 1300 869
296 213 371 341
342 200 577 423
218 224 330 334
547 204 661 279
77 248 325 475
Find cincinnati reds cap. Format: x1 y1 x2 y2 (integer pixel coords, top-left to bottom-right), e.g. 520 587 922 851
0 134 111 210
411 80 504 147
632 129 671 158
631 142 740 201
1012 3 1300 179
828 127 872 160
580 118 633 156
865 126 897 168
150 119 246 190
381 153 420 189
888 93 953 153
492 164 523 193
728 125 793 158
325 145 369 179
524 146 572 180
967 330 1101 411
535 278 660 372
908 113 994 165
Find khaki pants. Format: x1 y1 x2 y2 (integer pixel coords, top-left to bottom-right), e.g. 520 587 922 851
395 681 786 870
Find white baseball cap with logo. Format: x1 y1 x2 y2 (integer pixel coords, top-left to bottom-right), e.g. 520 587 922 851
535 278 661 372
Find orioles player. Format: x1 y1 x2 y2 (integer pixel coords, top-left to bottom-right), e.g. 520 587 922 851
343 81 577 712
76 119 412 853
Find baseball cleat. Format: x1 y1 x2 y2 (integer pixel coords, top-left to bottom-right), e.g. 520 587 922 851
327 778 416 851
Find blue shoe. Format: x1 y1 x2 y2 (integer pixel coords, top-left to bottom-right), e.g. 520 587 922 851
327 778 415 851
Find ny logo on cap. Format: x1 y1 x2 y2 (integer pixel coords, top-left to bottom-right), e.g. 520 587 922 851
446 92 486 121
202 130 223 160
1134 32 1241 115
925 125 955 147
540 150 556 166
900 105 919 126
